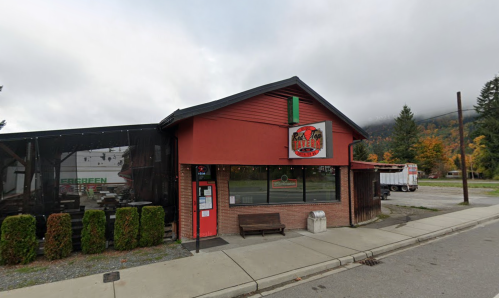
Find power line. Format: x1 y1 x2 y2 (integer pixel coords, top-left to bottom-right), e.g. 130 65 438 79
415 109 474 123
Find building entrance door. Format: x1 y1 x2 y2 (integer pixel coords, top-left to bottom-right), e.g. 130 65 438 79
192 181 217 238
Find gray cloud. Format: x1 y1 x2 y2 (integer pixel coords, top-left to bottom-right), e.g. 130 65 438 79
1 0 498 133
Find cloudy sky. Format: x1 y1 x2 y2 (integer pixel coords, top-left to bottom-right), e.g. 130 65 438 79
1 1 498 133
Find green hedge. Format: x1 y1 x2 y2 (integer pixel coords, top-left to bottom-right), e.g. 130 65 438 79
0 215 38 265
139 206 165 247
114 207 139 251
81 210 106 254
44 213 72 260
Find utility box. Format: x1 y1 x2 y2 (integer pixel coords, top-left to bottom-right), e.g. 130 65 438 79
307 211 326 233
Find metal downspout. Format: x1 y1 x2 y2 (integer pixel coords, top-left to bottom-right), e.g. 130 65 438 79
348 140 361 227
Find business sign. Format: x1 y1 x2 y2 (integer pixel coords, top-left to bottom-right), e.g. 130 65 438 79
60 178 109 184
272 175 298 188
289 121 333 159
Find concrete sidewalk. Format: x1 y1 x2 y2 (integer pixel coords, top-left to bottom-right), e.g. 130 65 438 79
4 205 499 298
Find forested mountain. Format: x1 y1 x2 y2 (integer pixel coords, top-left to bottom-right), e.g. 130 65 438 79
361 110 477 169
361 74 499 178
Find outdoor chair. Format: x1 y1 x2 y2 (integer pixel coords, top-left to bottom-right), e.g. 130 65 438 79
86 189 95 200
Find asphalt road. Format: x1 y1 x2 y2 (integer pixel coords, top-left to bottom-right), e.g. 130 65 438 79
264 220 499 298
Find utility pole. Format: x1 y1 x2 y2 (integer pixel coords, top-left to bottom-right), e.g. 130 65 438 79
457 92 469 204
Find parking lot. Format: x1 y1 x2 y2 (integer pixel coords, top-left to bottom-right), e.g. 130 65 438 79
385 185 497 209
366 185 498 229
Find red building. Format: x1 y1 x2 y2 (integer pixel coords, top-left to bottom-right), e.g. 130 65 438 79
159 76 374 240
0 76 390 243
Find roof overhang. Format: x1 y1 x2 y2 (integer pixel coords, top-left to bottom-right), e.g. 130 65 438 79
0 124 160 158
351 161 405 173
0 124 159 142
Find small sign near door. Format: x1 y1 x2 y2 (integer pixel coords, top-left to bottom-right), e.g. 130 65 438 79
192 181 217 238
199 197 213 209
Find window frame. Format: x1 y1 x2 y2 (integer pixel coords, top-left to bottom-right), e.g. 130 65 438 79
228 165 341 206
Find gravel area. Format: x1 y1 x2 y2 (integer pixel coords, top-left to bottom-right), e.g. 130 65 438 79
365 203 473 229
0 241 192 292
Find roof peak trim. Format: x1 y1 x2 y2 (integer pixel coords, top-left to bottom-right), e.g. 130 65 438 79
159 76 368 138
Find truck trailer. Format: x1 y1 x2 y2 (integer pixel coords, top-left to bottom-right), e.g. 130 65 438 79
380 163 418 192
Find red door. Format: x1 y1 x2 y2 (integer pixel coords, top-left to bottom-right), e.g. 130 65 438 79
192 181 217 238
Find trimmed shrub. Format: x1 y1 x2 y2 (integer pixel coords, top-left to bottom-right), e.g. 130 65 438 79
139 206 165 247
114 207 139 251
0 215 38 265
81 210 106 254
44 213 72 260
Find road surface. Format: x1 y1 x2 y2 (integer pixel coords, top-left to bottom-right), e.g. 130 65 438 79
264 220 499 298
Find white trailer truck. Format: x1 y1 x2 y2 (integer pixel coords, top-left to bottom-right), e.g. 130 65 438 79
380 163 418 192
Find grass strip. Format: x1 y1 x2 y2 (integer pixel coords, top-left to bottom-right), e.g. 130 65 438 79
419 182 499 189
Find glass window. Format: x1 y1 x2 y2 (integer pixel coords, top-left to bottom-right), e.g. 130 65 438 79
269 166 303 204
306 166 339 202
229 165 340 206
229 166 267 205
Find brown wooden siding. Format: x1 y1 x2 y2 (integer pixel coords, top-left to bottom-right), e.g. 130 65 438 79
354 171 381 223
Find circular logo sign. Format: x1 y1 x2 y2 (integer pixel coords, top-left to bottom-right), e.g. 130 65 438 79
291 126 323 157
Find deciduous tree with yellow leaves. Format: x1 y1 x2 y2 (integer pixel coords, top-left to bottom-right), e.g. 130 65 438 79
469 135 492 177
415 136 446 174
368 153 378 163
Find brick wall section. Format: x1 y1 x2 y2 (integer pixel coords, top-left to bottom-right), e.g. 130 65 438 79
179 164 193 239
217 165 352 235
179 164 355 239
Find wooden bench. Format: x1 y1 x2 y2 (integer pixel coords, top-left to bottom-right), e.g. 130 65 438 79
238 213 286 239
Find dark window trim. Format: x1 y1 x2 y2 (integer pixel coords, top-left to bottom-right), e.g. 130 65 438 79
336 167 341 201
267 166 270 204
229 201 342 207
302 167 306 203
229 165 341 206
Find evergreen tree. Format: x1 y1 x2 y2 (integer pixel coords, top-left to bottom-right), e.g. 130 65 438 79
473 74 499 178
353 141 369 161
391 105 419 163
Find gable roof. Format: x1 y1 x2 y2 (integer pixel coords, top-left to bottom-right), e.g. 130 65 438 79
159 76 368 139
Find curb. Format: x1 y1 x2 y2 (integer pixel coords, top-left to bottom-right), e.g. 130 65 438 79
451 221 478 232
370 238 419 256
338 256 354 265
197 282 257 298
417 228 453 242
255 259 340 290
476 214 499 224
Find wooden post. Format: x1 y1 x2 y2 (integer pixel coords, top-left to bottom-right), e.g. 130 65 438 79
457 92 469 204
0 160 3 200
54 153 62 209
23 142 33 213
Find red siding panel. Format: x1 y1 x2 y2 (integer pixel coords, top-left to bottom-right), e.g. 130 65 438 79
177 89 356 166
